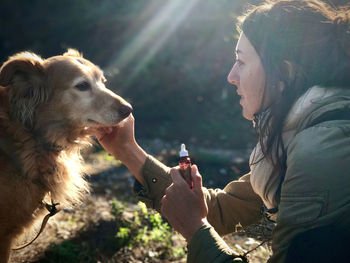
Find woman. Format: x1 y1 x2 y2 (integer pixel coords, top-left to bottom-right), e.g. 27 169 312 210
97 1 350 262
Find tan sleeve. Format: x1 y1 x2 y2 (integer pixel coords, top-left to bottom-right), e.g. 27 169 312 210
134 155 172 212
204 173 263 235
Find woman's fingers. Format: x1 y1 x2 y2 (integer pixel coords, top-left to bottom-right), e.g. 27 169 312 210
191 165 203 192
160 176 208 242
169 165 203 194
95 127 114 141
170 167 188 187
161 192 181 228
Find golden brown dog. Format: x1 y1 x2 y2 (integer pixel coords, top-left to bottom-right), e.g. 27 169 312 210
0 49 132 262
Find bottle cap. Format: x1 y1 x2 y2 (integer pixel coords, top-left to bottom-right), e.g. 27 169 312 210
179 143 189 157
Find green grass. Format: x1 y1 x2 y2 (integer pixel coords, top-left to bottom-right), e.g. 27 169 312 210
111 200 185 259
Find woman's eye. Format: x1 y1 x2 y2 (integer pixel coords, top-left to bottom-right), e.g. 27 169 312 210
236 60 244 67
75 81 91 91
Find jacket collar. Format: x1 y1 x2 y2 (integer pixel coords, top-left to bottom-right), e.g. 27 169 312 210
284 85 350 132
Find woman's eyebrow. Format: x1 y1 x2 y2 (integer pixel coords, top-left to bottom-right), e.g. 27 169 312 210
235 49 245 60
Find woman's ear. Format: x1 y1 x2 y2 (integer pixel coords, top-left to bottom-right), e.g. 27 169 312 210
0 52 49 129
281 60 295 84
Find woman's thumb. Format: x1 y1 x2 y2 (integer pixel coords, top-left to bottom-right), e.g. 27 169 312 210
191 165 203 190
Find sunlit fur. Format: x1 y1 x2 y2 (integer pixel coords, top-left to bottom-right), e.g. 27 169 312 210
0 49 132 262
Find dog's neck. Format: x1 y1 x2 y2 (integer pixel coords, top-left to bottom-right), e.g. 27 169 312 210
0 116 90 204
32 118 92 151
32 129 66 153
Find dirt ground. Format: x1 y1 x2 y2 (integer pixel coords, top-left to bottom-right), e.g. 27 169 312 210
10 150 272 263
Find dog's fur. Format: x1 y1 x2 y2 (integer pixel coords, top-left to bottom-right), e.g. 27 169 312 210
0 49 132 262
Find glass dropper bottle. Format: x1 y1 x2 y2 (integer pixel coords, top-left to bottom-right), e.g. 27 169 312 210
179 143 192 188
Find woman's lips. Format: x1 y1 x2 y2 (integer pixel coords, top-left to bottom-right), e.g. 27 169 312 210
236 90 243 104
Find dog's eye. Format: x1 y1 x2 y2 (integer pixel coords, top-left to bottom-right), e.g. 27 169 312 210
75 81 91 91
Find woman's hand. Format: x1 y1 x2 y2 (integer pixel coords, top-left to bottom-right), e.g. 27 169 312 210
95 114 136 159
161 165 209 243
94 114 147 185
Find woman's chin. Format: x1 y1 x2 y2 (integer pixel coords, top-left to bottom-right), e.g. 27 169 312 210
241 109 254 120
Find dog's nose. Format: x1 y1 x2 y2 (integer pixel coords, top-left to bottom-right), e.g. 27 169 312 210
119 104 133 119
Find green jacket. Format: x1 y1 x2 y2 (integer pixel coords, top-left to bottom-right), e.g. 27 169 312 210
135 87 350 263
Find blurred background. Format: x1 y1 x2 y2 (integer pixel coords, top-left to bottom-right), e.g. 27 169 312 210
0 0 260 151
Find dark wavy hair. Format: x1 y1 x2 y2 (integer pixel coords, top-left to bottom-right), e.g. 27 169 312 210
237 0 350 179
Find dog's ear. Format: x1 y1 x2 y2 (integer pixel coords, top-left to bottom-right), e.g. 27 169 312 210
63 49 83 58
0 52 49 129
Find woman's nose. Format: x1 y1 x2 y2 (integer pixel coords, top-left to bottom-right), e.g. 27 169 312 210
227 66 239 86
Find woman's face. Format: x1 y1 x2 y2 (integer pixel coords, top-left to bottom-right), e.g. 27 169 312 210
227 32 266 120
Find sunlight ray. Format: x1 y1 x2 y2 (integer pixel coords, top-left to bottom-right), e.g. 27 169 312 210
105 0 200 83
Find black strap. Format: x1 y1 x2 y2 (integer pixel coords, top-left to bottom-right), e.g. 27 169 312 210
12 200 60 250
303 108 350 130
